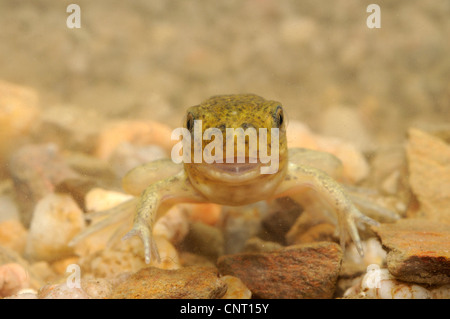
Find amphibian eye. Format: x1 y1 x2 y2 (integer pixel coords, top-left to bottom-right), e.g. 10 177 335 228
275 106 284 127
186 113 194 132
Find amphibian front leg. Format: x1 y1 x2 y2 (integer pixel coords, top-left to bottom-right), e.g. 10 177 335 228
123 170 207 264
275 160 378 256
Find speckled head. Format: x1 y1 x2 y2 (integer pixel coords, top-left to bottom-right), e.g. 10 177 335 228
183 94 288 205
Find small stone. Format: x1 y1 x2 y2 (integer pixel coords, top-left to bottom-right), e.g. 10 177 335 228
318 105 374 152
74 188 133 257
0 246 43 290
95 120 175 161
285 208 331 245
109 266 227 299
25 193 86 262
291 223 337 245
340 238 387 278
29 261 57 283
243 237 283 253
406 128 450 224
180 221 224 260
220 275 252 299
108 142 168 177
81 278 113 299
260 198 303 244
79 243 146 279
84 188 133 213
3 289 38 299
217 242 343 299
0 263 30 297
0 80 40 158
63 152 118 186
373 219 450 285
38 278 110 299
36 104 104 154
0 219 27 254
8 143 89 226
187 203 221 226
178 252 216 268
38 283 91 299
51 256 80 275
0 194 20 222
287 120 370 183
154 205 190 245
221 202 268 254
344 268 450 299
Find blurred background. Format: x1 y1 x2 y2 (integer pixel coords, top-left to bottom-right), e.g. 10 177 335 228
1 0 449 148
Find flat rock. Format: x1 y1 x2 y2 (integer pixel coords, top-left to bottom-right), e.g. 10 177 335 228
406 128 450 224
373 219 450 285
217 242 343 299
109 266 226 299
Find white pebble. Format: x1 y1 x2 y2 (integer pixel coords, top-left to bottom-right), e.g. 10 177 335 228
346 268 448 299
25 193 85 262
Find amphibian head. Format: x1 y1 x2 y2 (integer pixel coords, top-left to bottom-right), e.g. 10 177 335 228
183 94 288 205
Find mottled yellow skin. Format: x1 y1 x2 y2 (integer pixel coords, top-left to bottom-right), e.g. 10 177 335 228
114 94 379 264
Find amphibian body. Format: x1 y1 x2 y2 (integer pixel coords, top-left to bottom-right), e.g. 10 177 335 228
74 94 380 264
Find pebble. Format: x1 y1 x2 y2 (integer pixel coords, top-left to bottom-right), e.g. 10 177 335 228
220 275 252 299
287 120 370 183
285 208 332 245
25 193 86 262
260 198 302 244
3 288 38 299
0 219 27 254
37 104 104 154
79 234 180 279
221 202 268 254
217 242 343 299
153 205 190 245
0 245 43 290
8 143 87 226
73 188 134 257
95 120 175 161
180 221 224 260
344 268 450 299
84 187 133 212
0 80 39 159
0 263 30 297
63 152 118 186
0 193 20 222
373 219 450 285
290 223 337 245
318 105 374 153
38 278 113 299
366 146 408 197
109 266 227 299
108 142 168 177
242 237 283 253
406 128 450 224
187 203 221 226
39 283 90 299
345 238 387 267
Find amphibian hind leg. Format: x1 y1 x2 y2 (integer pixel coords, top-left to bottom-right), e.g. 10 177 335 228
276 162 378 256
123 170 206 264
